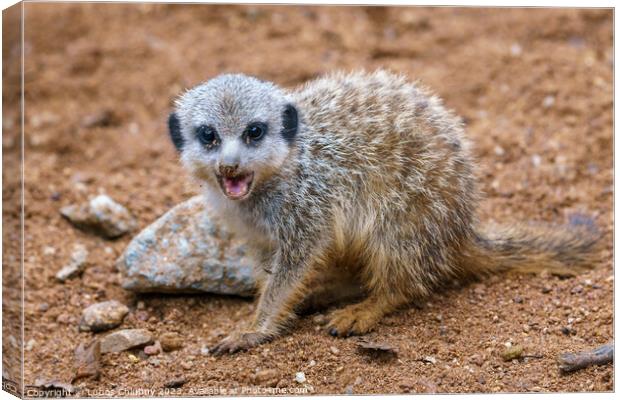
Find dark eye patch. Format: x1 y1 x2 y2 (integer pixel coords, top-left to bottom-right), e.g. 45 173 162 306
281 104 298 143
195 125 220 149
168 113 184 152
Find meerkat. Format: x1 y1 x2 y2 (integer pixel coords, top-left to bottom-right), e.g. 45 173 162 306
167 70 600 354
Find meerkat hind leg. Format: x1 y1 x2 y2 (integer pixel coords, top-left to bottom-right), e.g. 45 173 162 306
325 245 417 337
298 268 366 314
326 290 409 337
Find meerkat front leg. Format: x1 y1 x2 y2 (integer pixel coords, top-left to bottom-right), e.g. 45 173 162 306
211 239 327 354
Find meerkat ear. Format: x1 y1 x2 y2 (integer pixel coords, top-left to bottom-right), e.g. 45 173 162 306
168 112 184 151
281 104 298 143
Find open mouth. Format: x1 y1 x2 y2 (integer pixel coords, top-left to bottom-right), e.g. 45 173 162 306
217 172 254 200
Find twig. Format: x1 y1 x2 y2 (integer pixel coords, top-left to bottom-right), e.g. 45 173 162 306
557 342 613 373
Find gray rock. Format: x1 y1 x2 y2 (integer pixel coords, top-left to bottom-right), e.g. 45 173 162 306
116 195 256 296
56 243 89 282
61 194 137 239
79 300 129 332
100 329 152 354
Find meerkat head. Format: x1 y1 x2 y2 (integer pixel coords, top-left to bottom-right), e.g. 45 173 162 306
168 74 299 201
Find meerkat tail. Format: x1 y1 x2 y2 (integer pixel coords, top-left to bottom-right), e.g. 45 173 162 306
458 214 601 279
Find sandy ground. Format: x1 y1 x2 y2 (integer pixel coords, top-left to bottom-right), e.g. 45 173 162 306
2 4 613 395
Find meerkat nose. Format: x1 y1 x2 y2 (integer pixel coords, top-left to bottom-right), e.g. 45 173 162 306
219 163 239 176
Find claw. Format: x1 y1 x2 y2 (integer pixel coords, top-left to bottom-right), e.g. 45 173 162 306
329 327 339 337
210 331 268 356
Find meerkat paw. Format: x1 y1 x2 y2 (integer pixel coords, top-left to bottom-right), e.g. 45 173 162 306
326 304 383 337
210 331 269 355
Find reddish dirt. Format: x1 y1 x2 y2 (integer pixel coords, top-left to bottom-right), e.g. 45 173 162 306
3 4 613 395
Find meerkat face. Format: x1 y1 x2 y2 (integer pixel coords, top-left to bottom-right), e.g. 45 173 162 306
168 74 298 201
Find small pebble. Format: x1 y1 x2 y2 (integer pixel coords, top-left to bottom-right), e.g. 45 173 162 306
25 339 36 351
56 313 71 324
469 354 484 367
423 356 437 364
542 95 555 108
473 284 486 295
144 341 162 356
81 109 119 128
164 377 187 388
295 372 306 384
55 244 89 282
309 360 316 367
329 346 340 355
181 361 193 370
541 286 552 294
513 296 523 304
398 378 416 392
60 194 136 239
254 369 278 384
128 354 139 363
200 345 210 356
79 300 129 332
160 332 184 352
501 345 523 361
43 246 56 256
571 285 584 294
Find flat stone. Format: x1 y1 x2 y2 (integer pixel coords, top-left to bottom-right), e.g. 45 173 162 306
116 195 256 296
100 329 152 354
79 300 129 332
61 194 136 239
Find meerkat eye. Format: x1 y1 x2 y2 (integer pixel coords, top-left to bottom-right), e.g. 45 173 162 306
244 122 267 143
195 125 218 147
